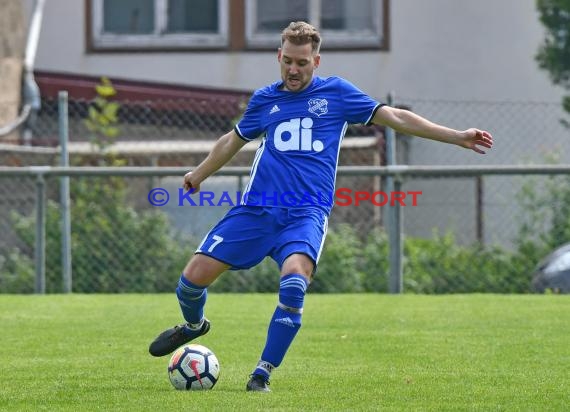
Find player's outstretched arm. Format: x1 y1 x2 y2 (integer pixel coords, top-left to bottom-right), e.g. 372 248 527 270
183 130 248 192
372 106 493 154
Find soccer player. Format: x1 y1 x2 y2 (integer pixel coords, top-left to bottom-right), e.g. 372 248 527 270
149 21 493 392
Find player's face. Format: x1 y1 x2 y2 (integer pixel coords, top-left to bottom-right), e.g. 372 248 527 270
278 40 320 92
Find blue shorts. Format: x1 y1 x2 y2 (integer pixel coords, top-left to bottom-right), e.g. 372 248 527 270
195 205 328 271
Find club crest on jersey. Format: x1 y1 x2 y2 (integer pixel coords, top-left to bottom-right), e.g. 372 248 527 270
308 98 328 117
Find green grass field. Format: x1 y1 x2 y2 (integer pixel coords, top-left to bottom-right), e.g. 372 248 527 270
0 294 568 411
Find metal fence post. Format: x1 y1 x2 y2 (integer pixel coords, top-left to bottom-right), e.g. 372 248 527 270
34 172 46 294
385 92 403 293
390 178 403 293
476 175 484 243
59 91 72 293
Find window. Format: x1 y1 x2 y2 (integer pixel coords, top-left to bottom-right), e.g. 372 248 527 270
245 0 386 49
90 0 229 50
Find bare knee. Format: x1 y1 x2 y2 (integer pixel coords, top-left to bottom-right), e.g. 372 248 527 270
183 254 229 287
280 253 314 282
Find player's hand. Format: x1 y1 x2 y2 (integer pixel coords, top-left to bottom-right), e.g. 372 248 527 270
183 172 200 194
459 129 493 154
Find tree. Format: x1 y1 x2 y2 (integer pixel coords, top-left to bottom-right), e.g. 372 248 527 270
0 0 26 142
536 0 570 123
1 77 195 293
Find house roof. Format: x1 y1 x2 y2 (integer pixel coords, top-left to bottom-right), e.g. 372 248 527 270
34 70 251 116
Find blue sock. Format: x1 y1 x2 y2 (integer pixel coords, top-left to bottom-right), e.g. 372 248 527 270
176 274 207 330
253 273 308 379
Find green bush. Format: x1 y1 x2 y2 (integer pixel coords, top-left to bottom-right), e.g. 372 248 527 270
1 77 194 294
359 227 390 292
0 249 35 293
403 232 527 294
4 172 570 294
7 177 192 293
209 258 279 293
514 175 570 261
311 224 365 293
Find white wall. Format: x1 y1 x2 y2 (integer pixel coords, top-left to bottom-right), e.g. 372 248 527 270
381 0 564 102
30 0 564 102
27 0 568 248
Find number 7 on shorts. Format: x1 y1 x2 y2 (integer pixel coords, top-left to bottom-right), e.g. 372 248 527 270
206 235 224 253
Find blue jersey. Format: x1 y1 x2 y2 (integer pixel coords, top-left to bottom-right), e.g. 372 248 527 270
235 76 382 215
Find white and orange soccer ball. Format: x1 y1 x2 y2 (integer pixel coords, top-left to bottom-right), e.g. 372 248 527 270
167 344 220 390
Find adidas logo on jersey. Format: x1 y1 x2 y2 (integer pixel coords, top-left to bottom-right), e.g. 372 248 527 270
275 317 295 328
274 117 324 152
269 105 280 114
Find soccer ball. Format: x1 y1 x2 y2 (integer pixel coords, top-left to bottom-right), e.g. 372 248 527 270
168 344 220 390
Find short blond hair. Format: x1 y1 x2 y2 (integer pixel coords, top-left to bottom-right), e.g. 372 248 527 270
281 21 322 53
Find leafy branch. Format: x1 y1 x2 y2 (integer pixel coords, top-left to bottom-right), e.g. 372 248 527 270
84 77 121 152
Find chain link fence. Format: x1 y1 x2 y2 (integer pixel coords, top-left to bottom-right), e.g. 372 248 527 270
1 93 569 294
2 168 569 294
394 97 569 247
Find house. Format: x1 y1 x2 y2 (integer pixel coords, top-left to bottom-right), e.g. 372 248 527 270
16 0 570 246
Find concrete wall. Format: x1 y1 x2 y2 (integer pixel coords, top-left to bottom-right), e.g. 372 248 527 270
28 0 564 102
24 0 568 248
